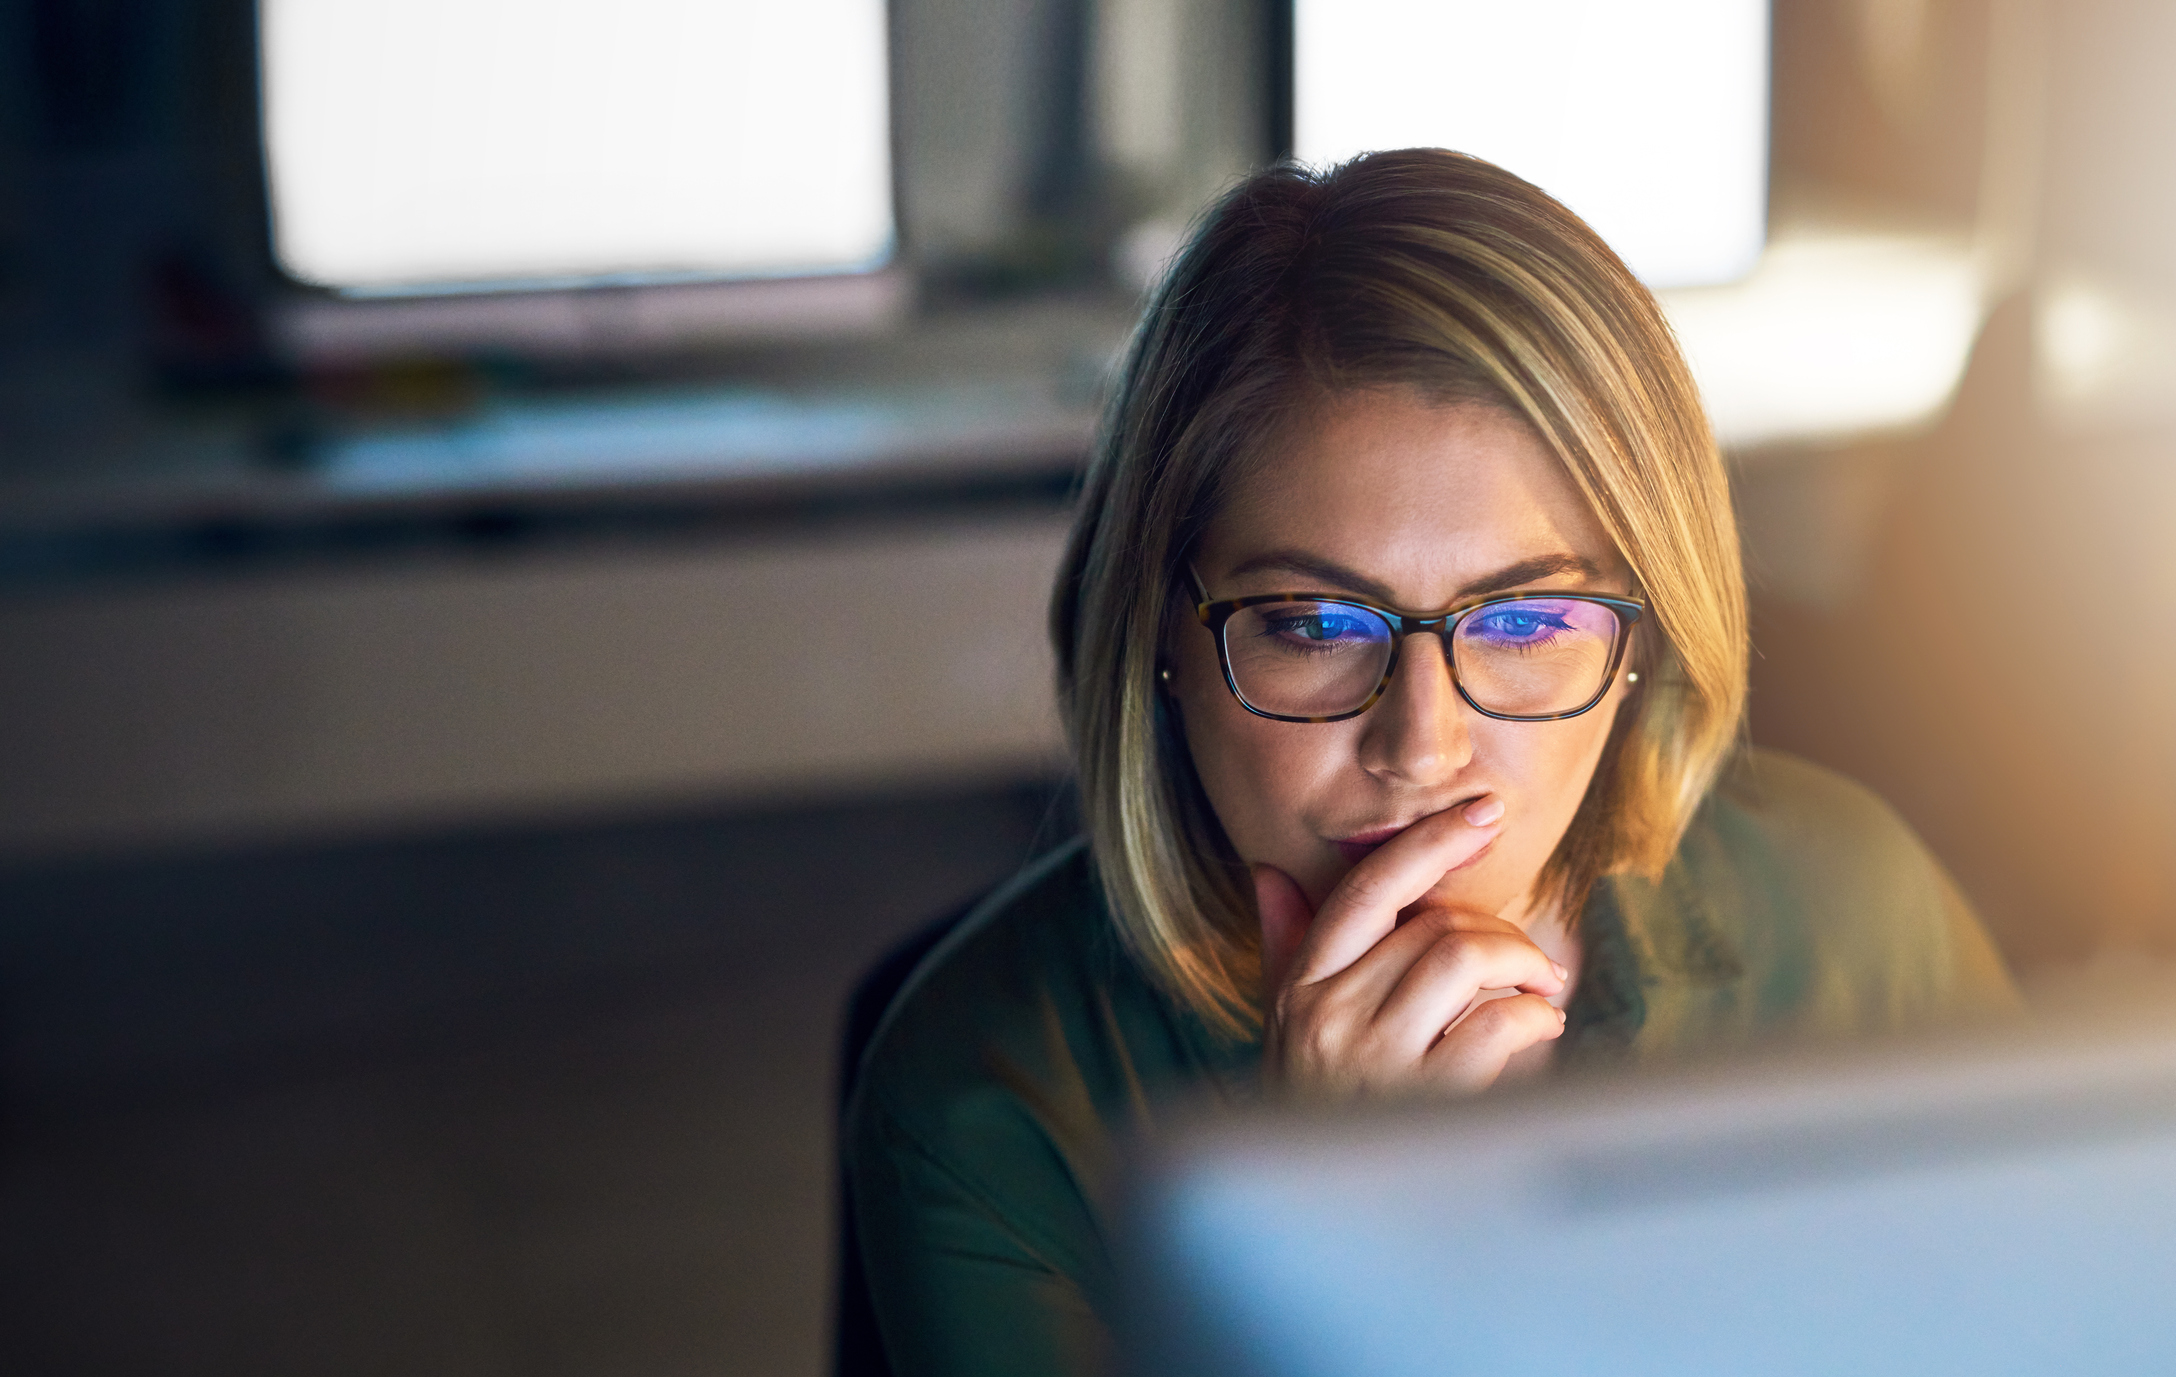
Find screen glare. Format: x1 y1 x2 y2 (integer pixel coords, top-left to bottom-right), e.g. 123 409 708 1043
262 0 893 295
1295 0 1768 289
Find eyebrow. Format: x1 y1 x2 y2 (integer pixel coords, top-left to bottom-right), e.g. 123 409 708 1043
1220 550 1608 605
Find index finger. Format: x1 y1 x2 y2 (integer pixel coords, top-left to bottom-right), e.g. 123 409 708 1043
1288 798 1504 986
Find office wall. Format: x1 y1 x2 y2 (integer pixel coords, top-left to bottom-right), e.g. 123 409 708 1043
0 513 1071 859
1740 0 2176 969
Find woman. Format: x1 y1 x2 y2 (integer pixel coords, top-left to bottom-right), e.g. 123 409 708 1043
843 150 2014 1375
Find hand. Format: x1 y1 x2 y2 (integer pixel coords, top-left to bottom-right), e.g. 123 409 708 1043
1254 800 1568 1098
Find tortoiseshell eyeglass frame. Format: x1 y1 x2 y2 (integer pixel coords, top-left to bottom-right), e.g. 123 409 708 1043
1188 571 1646 725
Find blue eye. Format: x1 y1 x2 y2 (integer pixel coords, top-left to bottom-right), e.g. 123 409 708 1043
1250 603 1391 653
1466 607 1573 645
1282 612 1374 642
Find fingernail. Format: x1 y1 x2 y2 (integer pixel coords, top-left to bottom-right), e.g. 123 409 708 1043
1464 797 1505 826
1556 1006 1568 1023
1550 960 1568 981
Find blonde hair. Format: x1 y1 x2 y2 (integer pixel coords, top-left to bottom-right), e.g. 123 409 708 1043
1050 151 1747 1036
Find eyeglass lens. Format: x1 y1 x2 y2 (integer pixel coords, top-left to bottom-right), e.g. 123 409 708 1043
1220 597 1623 719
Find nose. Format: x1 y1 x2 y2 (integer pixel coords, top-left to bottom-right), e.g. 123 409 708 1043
1355 632 1474 787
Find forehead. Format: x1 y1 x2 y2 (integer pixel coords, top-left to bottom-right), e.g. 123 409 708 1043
1206 390 1618 599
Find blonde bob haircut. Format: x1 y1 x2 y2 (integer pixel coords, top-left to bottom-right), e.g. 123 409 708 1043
1050 150 1747 1036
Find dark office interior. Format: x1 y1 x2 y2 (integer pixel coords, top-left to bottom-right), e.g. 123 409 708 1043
4 0 2175 1372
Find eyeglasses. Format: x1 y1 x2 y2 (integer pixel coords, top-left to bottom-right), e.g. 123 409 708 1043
1192 576 1644 724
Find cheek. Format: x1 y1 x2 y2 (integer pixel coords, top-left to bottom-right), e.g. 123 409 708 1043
1178 688 1348 854
1170 628 1350 858
1470 690 1624 843
1480 710 1613 793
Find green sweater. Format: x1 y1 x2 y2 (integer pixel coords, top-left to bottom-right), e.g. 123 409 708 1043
843 750 2017 1376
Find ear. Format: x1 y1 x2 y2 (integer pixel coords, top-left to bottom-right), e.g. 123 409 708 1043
1251 863 1315 993
1157 564 1202 692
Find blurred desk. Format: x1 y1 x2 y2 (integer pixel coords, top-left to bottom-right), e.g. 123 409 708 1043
0 297 1124 584
319 378 1095 497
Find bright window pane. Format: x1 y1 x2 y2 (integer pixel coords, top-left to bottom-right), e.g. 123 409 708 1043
262 0 893 294
1295 0 1768 289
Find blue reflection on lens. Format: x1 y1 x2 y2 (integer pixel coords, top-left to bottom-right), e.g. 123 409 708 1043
1262 604 1390 647
1463 603 1577 648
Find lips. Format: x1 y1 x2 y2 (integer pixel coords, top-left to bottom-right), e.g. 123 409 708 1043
1332 827 1405 865
1331 802 1496 867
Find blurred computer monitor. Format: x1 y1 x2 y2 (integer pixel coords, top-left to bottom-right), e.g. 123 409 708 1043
258 0 899 360
1286 0 1770 290
1126 1002 2176 1376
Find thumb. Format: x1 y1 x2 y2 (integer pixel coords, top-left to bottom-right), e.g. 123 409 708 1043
1252 863 1315 995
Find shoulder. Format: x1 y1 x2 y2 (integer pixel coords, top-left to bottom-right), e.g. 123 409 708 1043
1616 748 2015 1050
1701 747 1941 903
865 837 1105 1054
853 838 1199 1121
844 838 1249 1295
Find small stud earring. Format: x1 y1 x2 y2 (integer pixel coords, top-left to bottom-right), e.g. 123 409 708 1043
1626 671 1640 683
1159 667 1173 683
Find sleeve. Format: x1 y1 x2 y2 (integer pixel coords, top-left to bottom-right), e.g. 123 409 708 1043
846 1100 1110 1377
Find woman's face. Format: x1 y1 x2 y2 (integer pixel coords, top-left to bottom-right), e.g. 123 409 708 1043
1170 388 1637 923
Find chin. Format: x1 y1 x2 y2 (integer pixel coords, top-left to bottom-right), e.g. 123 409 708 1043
1419 850 1522 914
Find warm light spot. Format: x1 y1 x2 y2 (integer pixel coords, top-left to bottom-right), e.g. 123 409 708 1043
1660 232 1984 449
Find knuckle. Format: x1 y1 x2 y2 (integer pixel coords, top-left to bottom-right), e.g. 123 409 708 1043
1423 931 1488 981
1462 994 1553 1040
1461 999 1516 1038
1290 1017 1345 1067
1348 1026 1405 1072
1413 909 1464 943
1410 904 1508 935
